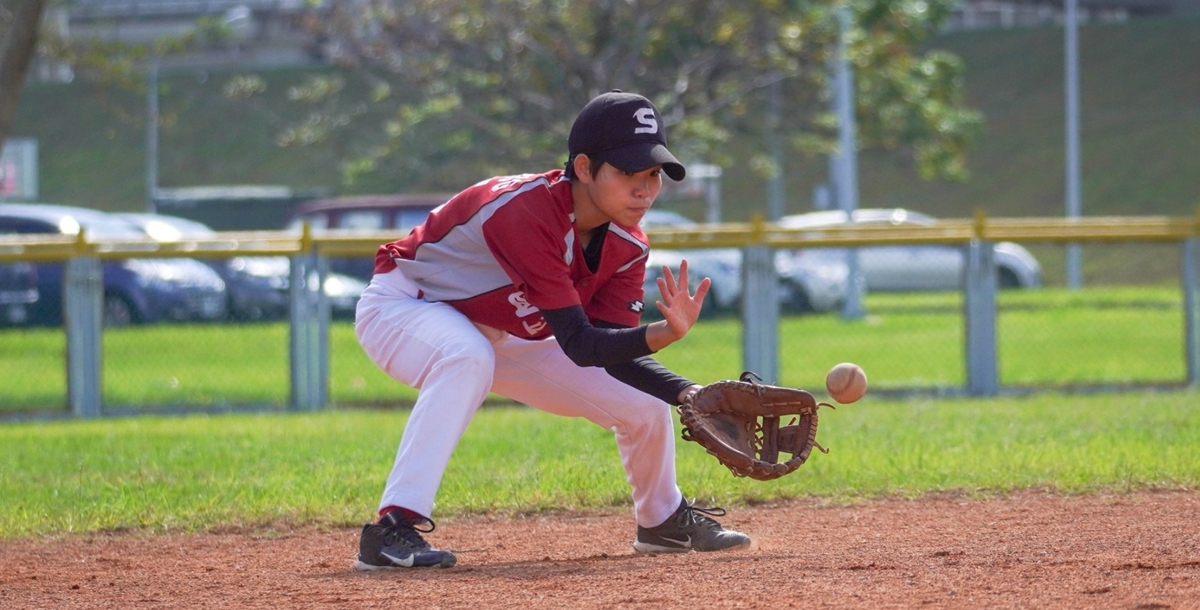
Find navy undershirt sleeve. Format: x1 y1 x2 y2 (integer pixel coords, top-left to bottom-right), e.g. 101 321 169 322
541 306 696 405
541 305 651 366
603 356 697 406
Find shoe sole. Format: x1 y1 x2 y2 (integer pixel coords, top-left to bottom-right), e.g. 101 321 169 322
633 541 691 554
354 560 393 571
632 538 752 555
694 537 752 553
353 558 457 571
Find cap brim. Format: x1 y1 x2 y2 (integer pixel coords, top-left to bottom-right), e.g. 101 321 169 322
597 143 686 181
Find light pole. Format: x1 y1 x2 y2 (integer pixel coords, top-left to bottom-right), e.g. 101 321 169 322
834 4 864 320
145 60 160 213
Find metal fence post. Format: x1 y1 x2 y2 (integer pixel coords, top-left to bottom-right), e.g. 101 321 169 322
964 239 998 396
741 245 779 383
315 252 331 408
1183 237 1199 387
841 248 866 320
289 224 325 411
64 251 103 418
288 249 310 411
741 215 779 383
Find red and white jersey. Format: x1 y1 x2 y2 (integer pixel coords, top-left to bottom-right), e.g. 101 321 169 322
374 170 649 339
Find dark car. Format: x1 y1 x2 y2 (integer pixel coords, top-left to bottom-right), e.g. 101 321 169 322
117 213 367 320
284 193 449 280
0 203 228 326
0 261 38 325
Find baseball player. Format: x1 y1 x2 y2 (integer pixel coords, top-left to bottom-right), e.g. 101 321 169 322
353 90 751 570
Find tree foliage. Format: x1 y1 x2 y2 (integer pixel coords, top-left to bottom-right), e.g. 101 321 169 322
291 0 983 184
25 11 246 138
6 0 984 192
0 0 46 147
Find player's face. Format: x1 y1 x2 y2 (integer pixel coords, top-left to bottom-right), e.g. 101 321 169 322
588 162 663 227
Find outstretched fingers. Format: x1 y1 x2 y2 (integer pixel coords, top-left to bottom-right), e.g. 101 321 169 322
655 259 710 335
670 259 710 305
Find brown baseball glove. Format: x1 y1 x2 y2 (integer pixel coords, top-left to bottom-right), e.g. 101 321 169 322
678 372 834 481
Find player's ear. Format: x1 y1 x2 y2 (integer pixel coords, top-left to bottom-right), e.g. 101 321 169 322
572 154 594 184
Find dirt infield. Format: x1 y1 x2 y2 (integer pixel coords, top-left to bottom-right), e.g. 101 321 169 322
3 490 1198 609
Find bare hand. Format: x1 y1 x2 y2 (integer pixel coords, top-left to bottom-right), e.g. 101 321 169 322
646 259 711 351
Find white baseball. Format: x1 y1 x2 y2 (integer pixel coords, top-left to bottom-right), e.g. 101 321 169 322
825 363 867 404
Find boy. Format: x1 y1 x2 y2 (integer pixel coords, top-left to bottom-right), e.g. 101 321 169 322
353 90 750 570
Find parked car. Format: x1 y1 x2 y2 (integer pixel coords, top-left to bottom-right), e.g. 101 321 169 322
0 261 38 325
116 213 368 320
773 248 853 313
639 209 848 315
0 203 228 326
284 193 450 280
640 210 743 316
776 208 1043 291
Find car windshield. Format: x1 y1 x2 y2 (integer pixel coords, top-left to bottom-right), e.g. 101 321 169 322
235 256 290 276
338 210 386 230
286 214 328 232
74 215 148 239
779 209 936 229
640 210 696 229
130 216 217 240
778 211 850 229
397 208 435 233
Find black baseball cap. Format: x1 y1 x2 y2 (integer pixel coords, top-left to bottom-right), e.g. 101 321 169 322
568 90 686 181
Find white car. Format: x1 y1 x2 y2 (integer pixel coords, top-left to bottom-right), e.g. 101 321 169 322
639 210 847 316
773 248 852 313
777 208 1043 291
641 210 742 316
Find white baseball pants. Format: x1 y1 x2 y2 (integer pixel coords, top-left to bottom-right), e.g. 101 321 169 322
354 268 684 528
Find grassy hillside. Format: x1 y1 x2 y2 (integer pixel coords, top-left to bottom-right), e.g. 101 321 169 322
12 17 1199 216
710 16 1200 222
7 17 1200 284
861 16 1200 219
10 67 379 208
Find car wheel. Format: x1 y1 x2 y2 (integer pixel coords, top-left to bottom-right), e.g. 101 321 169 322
103 293 136 327
781 281 813 313
997 267 1021 289
231 295 265 322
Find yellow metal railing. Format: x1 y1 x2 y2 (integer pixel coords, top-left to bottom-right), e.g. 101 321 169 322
3 212 1200 262
645 212 1200 250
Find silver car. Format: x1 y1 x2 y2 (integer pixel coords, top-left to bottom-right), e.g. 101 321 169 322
773 248 852 312
118 213 369 320
640 210 848 315
640 210 742 316
777 208 1043 291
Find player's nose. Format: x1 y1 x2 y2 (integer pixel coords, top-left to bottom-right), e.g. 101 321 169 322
633 173 660 200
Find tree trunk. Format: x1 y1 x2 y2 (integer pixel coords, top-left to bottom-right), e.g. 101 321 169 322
0 0 46 148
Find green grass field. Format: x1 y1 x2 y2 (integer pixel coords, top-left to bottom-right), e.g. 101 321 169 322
0 391 1196 540
0 285 1195 540
0 285 1188 412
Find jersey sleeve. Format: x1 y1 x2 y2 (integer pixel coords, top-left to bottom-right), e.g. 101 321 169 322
481 189 582 312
